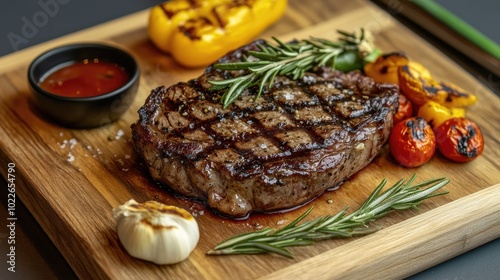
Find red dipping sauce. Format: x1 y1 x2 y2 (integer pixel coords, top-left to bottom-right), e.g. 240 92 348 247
39 59 129 98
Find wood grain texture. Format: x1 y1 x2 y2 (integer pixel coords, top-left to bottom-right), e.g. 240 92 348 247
262 184 500 280
0 0 499 279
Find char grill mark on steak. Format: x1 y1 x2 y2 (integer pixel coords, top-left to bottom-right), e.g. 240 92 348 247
132 40 399 218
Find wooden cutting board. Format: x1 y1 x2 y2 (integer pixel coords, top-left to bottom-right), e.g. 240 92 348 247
0 0 499 279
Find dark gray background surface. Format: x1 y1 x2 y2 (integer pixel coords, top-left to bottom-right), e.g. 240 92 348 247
1 1 499 279
435 0 499 45
1 0 165 56
1 0 499 56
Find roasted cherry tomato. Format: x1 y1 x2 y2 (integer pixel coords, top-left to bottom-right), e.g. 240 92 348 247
389 117 436 167
434 118 484 163
393 93 414 124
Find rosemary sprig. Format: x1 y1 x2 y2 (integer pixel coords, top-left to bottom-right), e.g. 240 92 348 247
207 175 449 258
209 29 379 108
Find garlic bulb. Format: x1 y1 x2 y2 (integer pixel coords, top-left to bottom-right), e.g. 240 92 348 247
112 199 199 265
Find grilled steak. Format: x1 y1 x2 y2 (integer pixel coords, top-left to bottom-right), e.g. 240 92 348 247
132 41 399 218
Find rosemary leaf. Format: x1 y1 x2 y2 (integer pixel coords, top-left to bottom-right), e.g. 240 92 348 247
258 66 281 98
220 76 254 107
209 29 377 108
274 206 314 234
398 179 449 204
274 37 295 52
245 242 294 258
207 175 449 258
357 178 388 212
207 247 267 255
210 75 248 86
316 206 349 229
212 228 274 250
214 61 269 70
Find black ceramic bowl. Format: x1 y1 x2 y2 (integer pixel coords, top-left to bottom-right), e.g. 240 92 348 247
27 43 139 128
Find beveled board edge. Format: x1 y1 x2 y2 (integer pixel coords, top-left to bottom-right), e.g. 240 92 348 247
1 2 499 278
260 183 500 279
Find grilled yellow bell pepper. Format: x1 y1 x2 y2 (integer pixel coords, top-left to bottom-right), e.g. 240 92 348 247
417 100 466 129
148 0 287 68
363 52 409 84
398 62 477 107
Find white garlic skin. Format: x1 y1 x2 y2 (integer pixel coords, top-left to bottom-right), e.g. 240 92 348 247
113 199 199 265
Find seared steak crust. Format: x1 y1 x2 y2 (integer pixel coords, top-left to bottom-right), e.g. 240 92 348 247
132 41 399 218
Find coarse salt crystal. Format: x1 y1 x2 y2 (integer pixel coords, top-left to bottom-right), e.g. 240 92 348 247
60 140 68 149
69 138 77 149
303 75 316 83
115 129 124 140
284 92 294 100
354 143 365 151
